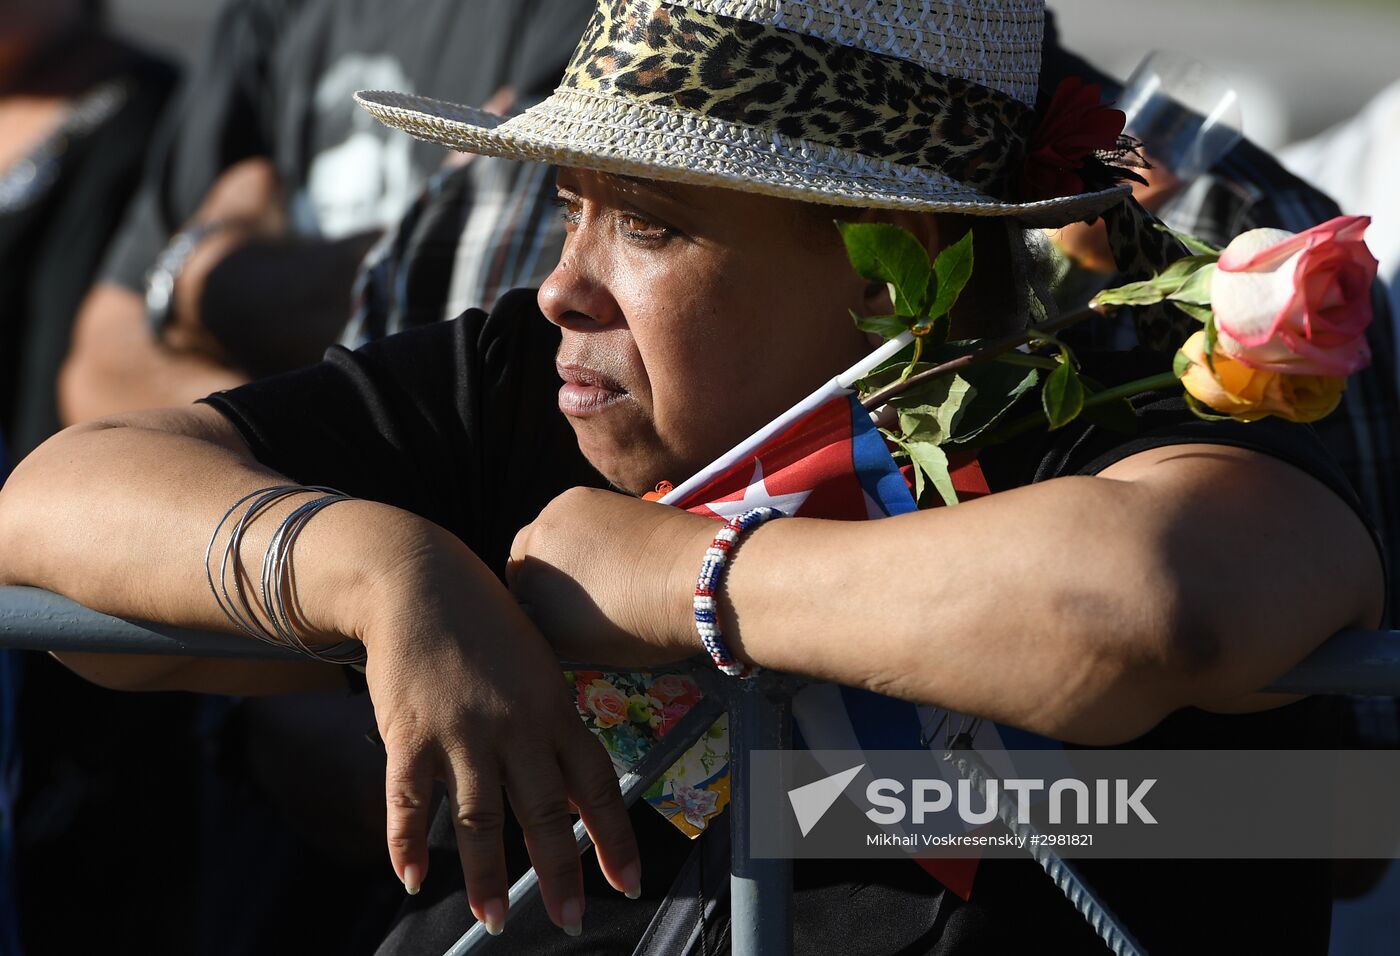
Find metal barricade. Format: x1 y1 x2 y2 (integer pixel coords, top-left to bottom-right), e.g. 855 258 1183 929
3 584 1399 955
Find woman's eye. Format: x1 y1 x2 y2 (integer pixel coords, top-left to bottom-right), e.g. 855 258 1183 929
617 212 671 242
552 195 582 226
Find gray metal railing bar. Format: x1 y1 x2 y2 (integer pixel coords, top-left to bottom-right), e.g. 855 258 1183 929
5 587 1394 691
3 585 1397 695
5 583 1400 956
728 675 795 956
0 585 305 660
1260 628 1400 696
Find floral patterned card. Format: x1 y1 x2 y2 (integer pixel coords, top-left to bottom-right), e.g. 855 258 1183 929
567 670 728 837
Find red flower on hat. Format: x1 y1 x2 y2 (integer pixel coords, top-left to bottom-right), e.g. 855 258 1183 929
1019 77 1127 202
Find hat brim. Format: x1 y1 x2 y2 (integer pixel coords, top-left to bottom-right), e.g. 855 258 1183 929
355 88 1130 230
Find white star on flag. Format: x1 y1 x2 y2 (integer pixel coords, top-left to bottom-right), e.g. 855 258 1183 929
703 459 813 520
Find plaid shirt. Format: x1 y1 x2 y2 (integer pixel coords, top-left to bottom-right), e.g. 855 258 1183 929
341 154 565 348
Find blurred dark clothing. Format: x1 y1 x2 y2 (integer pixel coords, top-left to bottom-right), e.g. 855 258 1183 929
101 0 591 304
0 33 177 459
0 29 182 954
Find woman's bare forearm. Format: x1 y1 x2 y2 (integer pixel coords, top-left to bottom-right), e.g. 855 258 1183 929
713 446 1383 744
0 406 645 915
0 405 434 687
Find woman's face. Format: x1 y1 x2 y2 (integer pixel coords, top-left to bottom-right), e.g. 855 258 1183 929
539 169 876 494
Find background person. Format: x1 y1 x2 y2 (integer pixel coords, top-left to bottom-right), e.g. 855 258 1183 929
0 2 178 951
60 0 592 424
0 0 177 459
13 2 593 952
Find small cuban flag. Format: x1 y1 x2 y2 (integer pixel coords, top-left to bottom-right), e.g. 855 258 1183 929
659 332 1003 900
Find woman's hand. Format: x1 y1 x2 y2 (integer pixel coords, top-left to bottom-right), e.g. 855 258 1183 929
358 518 640 937
508 487 713 666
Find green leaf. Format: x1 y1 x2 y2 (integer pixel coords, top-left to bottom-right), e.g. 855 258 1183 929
1042 359 1086 430
838 222 931 318
896 376 975 446
1165 262 1217 306
1093 255 1218 311
1172 349 1193 379
943 364 1041 446
862 341 1042 450
1171 301 1215 324
1092 278 1171 310
886 435 922 500
1203 314 1220 374
1154 223 1224 258
1183 392 1235 422
854 312 913 340
927 229 976 321
1154 255 1219 288
903 439 960 508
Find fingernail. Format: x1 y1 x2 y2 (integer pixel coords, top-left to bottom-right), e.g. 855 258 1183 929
621 862 642 900
561 898 583 937
482 898 506 937
402 864 422 896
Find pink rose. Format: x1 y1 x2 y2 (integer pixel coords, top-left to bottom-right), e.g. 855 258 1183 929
583 679 628 729
1211 216 1377 377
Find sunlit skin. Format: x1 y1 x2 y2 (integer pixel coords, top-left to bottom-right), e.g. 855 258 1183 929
542 169 911 493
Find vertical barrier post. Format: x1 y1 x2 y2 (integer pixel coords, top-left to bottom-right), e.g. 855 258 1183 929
728 676 793 956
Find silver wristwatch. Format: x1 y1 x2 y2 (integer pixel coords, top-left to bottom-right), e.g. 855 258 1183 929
144 219 227 337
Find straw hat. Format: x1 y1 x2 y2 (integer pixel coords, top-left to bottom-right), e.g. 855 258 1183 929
355 0 1131 228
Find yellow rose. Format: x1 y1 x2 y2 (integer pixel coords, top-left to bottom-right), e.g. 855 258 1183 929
1178 330 1346 424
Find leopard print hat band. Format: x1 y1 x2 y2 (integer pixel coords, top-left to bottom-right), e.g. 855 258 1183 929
355 0 1130 227
562 0 1038 202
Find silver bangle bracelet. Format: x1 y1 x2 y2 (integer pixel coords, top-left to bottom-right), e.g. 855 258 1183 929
206 484 366 664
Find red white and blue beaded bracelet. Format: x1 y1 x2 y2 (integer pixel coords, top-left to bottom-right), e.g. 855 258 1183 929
693 506 785 677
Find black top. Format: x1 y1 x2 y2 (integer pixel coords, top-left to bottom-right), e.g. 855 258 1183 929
205 290 1377 954
0 39 178 459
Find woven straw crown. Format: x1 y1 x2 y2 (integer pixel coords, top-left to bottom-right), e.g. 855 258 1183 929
355 0 1128 227
682 0 1045 105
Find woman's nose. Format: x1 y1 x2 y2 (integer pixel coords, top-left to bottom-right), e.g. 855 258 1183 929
537 252 624 332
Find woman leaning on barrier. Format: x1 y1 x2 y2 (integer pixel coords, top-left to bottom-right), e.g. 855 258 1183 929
0 1 1384 953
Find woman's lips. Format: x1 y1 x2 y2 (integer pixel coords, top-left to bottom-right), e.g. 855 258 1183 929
556 363 628 417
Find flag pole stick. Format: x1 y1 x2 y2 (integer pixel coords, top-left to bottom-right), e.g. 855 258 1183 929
662 332 914 505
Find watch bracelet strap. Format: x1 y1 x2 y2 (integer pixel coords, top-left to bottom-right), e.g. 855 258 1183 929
144 218 229 336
